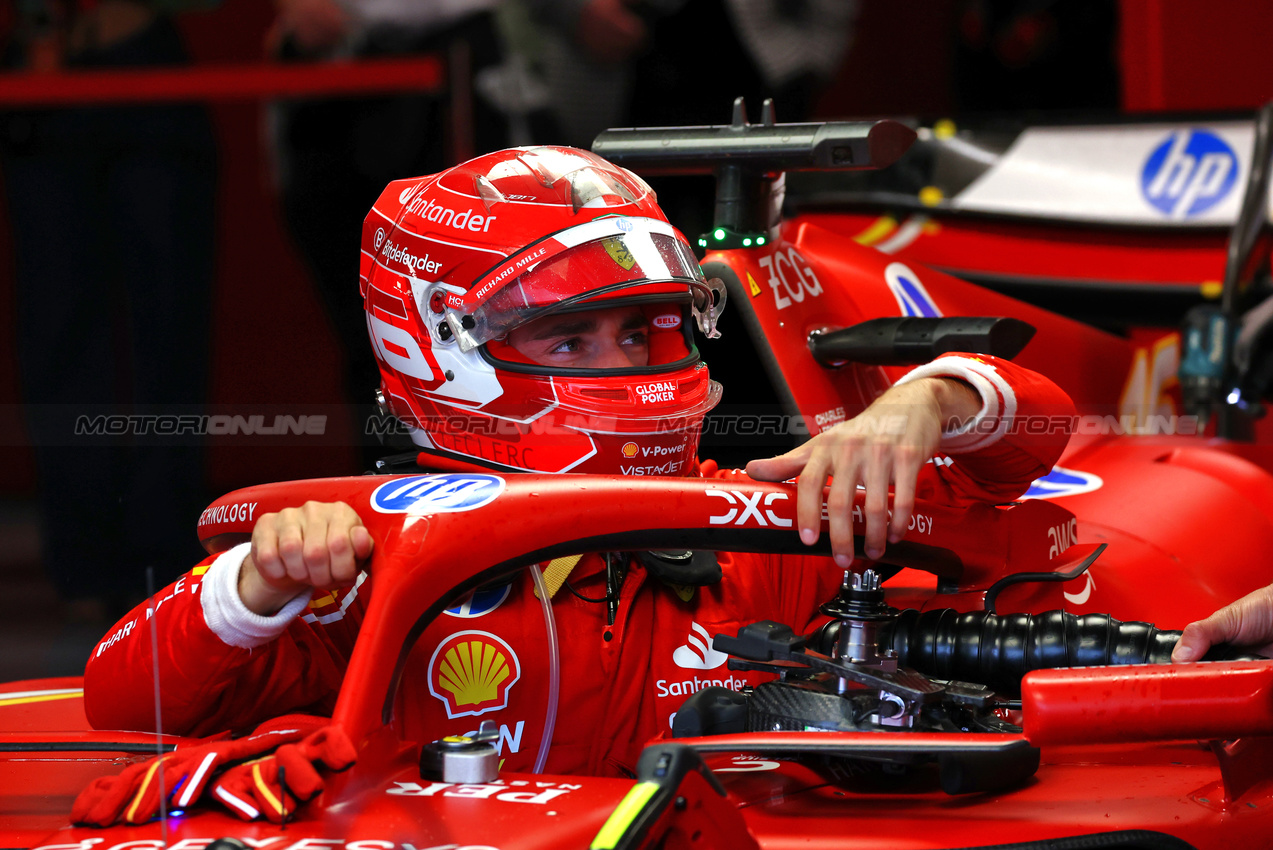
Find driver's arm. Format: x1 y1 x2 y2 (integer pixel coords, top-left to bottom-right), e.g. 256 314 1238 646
237 501 373 615
83 503 372 736
747 353 1075 566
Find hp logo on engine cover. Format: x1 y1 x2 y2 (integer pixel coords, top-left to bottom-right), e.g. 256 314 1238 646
371 473 505 514
1140 129 1238 219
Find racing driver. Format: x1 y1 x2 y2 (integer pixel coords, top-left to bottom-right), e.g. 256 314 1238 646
82 147 1076 785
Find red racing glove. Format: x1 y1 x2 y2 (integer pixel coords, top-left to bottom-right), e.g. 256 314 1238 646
209 725 357 822
72 714 334 826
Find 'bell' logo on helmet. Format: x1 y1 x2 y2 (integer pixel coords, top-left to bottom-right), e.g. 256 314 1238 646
652 313 681 330
428 630 522 719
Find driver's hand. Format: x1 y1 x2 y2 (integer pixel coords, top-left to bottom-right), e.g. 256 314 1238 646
239 501 373 616
746 377 981 568
1172 583 1273 662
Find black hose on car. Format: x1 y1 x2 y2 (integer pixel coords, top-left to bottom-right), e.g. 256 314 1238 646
816 609 1260 697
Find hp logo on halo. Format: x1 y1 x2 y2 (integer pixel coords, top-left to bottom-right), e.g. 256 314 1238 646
371 473 505 514
1141 130 1238 219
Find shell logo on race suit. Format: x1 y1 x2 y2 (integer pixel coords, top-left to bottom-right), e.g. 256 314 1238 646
1141 130 1238 219
371 473 505 514
428 630 522 719
1023 466 1104 500
884 262 941 318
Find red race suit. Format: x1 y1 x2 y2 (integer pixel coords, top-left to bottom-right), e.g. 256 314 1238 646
83 354 1074 777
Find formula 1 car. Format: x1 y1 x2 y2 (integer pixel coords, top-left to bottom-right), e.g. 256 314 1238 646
6 110 1273 850
767 103 1273 444
781 110 1249 329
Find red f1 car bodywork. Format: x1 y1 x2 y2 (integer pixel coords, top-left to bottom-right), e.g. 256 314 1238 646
5 112 1273 850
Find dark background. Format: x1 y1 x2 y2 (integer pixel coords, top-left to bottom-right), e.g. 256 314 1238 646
2 0 1272 679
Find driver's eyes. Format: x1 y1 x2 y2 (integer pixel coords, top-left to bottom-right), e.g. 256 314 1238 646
549 338 582 355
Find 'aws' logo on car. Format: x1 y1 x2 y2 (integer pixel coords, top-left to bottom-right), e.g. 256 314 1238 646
673 621 729 670
371 473 505 514
1141 129 1238 219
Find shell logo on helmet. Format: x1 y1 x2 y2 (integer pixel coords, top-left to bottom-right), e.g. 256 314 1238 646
427 631 522 719
362 146 723 476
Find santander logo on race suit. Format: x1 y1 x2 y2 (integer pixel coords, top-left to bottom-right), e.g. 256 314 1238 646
672 621 729 670
657 621 746 701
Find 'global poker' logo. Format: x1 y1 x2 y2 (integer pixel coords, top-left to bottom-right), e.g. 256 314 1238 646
1141 129 1238 219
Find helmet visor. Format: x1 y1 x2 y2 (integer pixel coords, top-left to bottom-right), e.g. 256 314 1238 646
449 221 725 351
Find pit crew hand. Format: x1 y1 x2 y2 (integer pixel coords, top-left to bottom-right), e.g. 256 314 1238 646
1172 583 1273 662
240 501 373 616
745 378 981 568
71 714 331 826
210 725 357 822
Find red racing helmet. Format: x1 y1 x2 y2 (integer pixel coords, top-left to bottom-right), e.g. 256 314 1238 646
360 146 725 476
